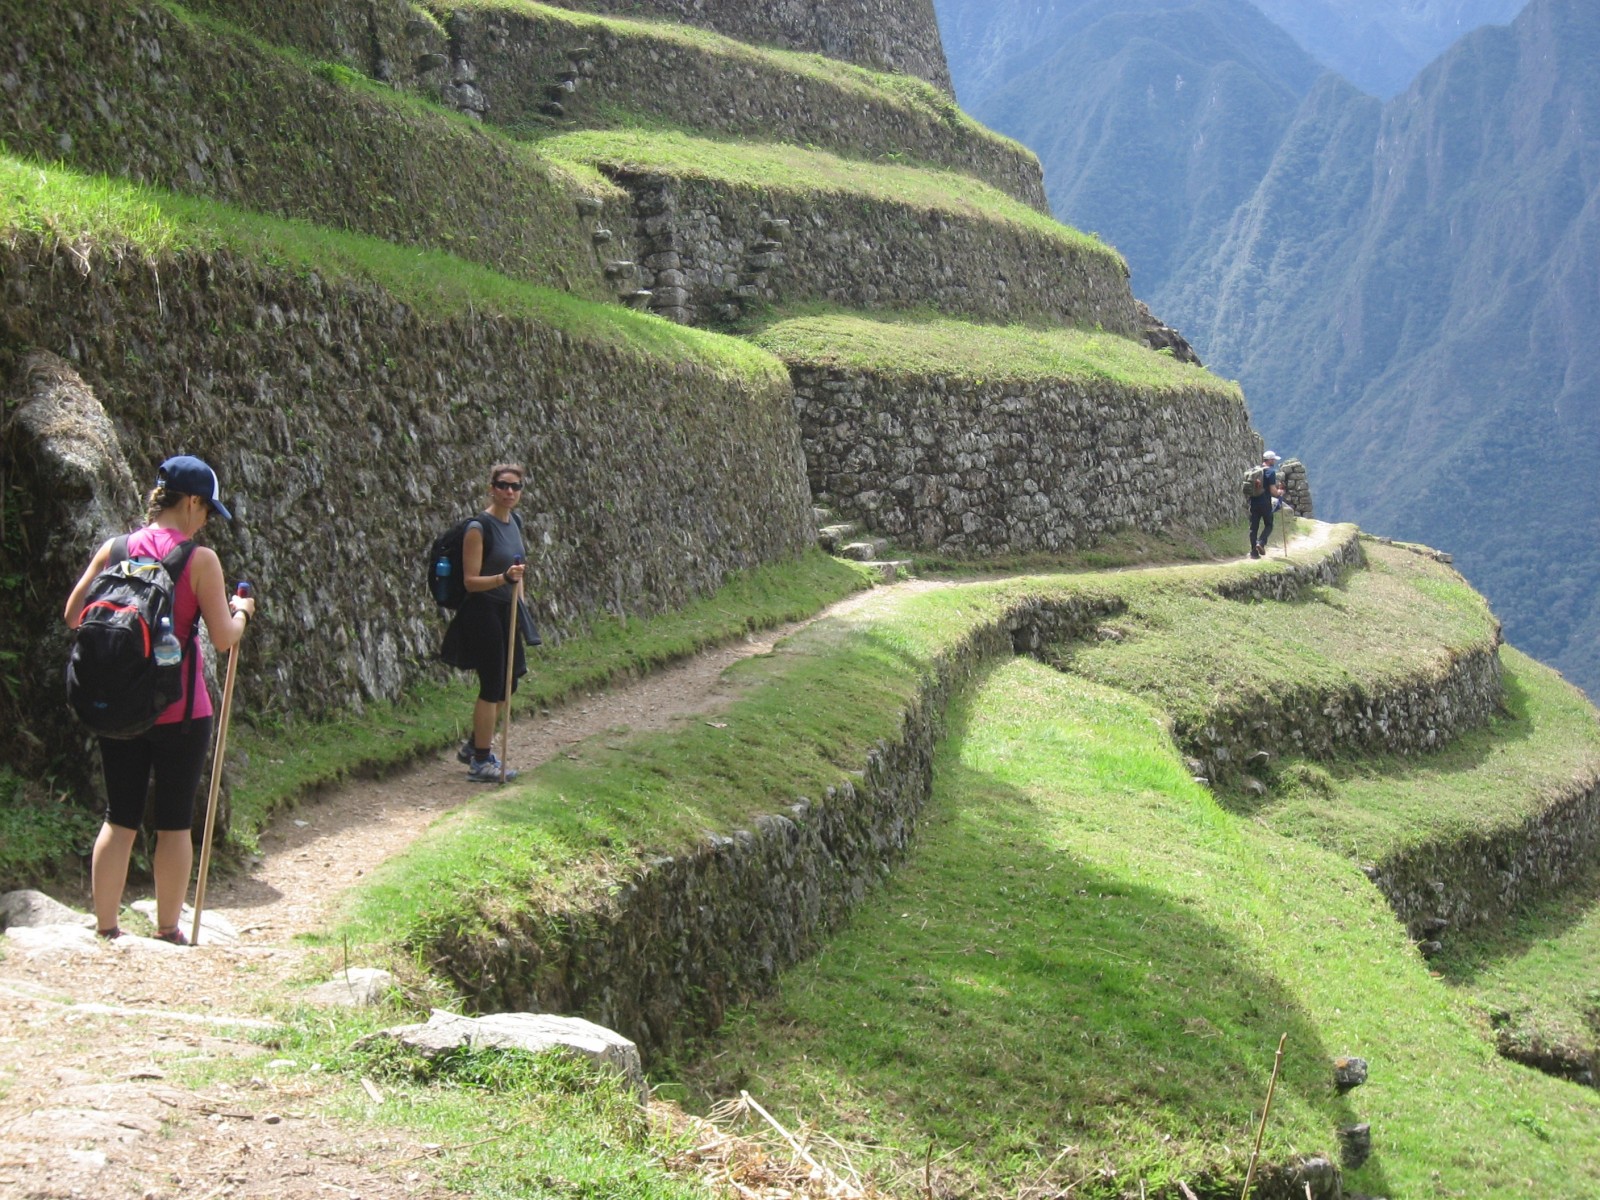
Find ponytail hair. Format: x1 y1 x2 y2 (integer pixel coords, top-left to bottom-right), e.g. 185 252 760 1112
144 485 190 524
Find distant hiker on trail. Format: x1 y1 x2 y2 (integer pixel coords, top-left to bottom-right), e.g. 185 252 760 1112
62 455 256 945
439 462 537 783
1246 450 1286 559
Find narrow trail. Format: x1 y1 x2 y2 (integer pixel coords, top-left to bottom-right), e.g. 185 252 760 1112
0 528 1329 1199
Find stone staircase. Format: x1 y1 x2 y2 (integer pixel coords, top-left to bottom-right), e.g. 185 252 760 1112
813 502 913 582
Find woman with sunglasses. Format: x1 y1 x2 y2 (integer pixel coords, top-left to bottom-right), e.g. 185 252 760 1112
63 455 256 943
440 462 532 782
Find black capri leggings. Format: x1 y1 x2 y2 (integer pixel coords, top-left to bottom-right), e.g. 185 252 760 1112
99 717 214 831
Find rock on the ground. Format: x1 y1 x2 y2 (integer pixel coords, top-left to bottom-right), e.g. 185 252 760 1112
4 923 100 956
305 967 395 1007
367 1010 647 1103
0 889 93 929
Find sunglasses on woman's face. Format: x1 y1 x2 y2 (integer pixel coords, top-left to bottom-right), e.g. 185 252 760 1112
493 480 524 492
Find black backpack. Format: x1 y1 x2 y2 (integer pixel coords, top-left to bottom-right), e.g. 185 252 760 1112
65 536 201 739
426 513 523 610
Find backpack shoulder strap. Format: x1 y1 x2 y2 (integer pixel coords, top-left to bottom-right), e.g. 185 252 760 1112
108 534 130 566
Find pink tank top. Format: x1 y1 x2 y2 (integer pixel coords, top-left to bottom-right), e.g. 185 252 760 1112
125 526 214 724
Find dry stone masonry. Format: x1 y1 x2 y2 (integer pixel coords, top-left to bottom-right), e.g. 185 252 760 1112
433 5 1049 212
1 237 813 783
598 168 1139 332
540 0 955 95
789 364 1253 555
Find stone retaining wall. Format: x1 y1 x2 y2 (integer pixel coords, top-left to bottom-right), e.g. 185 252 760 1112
1186 539 1504 784
434 5 1048 212
427 533 1360 1057
3 0 612 300
543 0 955 94
602 169 1138 332
1369 773 1600 939
0 238 812 784
790 364 1251 555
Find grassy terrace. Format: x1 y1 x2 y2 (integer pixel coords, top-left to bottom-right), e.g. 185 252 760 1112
690 656 1599 1198
331 526 1599 1195
753 310 1241 396
536 129 1119 264
0 155 778 382
1049 541 1500 734
1243 646 1600 861
450 0 1033 156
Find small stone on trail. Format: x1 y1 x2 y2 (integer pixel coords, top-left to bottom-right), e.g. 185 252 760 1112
305 967 395 1008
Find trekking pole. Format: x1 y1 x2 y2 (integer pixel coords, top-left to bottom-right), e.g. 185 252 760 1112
191 581 250 946
499 557 524 784
1241 1033 1288 1200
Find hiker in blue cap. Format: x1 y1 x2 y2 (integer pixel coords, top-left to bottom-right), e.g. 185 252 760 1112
63 455 256 944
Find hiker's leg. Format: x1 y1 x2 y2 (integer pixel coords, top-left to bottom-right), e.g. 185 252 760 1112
1249 509 1263 549
94 734 158 932
473 699 498 751
1261 509 1274 546
91 822 138 933
147 719 212 933
151 829 193 933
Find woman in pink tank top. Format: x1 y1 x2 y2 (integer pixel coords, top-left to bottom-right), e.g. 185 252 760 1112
63 456 257 945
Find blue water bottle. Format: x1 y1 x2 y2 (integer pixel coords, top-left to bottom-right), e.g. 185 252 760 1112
153 615 182 667
433 555 451 604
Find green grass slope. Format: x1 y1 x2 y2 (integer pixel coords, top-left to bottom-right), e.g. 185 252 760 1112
536 129 1114 262
684 656 1599 1198
331 529 1600 1194
752 310 1236 396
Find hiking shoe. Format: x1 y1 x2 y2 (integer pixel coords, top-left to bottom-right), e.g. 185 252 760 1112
154 926 189 946
1249 545 1261 559
456 739 474 764
466 753 519 784
96 926 122 941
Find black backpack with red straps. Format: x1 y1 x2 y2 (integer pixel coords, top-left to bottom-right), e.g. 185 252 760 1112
65 536 200 738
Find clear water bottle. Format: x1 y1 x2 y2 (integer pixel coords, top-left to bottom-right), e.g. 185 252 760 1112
153 616 182 667
433 556 451 603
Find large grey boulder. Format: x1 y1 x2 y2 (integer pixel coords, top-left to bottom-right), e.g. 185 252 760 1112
0 889 94 930
365 1011 647 1103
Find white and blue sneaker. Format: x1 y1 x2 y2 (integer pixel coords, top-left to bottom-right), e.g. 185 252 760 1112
466 752 518 783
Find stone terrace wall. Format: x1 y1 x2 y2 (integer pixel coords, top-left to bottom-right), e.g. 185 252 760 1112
1169 539 1505 784
434 6 1048 213
790 365 1251 555
4 0 612 300
544 0 954 95
0 238 812 781
603 170 1139 332
1369 773 1600 941
428 534 1360 1058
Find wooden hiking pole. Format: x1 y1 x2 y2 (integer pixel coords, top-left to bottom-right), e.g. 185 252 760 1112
191 582 250 946
1241 1033 1288 1200
499 559 524 783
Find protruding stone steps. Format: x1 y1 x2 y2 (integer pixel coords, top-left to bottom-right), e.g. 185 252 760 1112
538 130 1135 333
814 506 912 583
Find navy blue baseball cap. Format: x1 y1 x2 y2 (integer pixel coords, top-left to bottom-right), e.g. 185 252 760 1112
157 455 232 521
